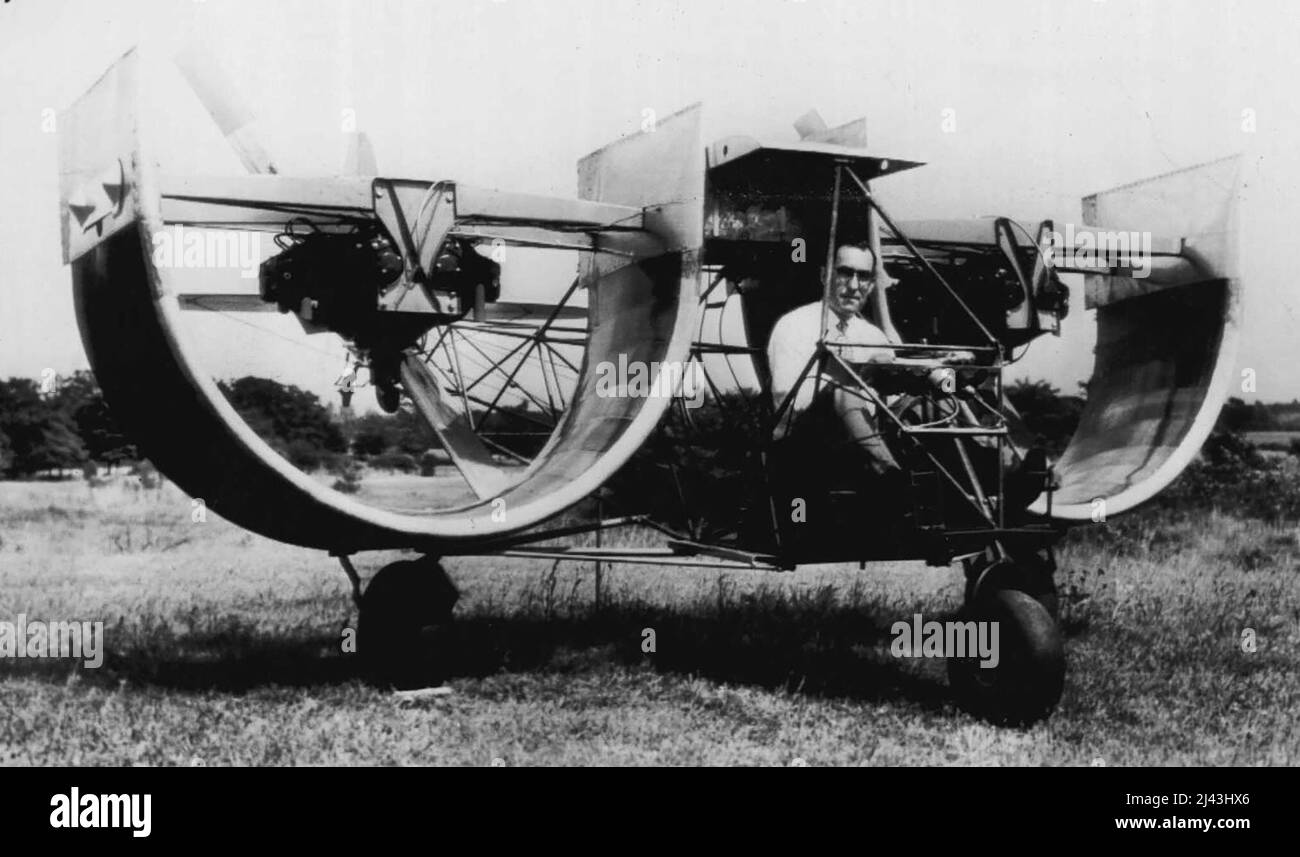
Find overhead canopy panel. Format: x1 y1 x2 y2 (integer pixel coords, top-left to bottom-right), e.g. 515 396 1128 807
707 136 923 200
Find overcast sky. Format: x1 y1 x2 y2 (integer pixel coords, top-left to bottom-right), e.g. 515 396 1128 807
2 0 1297 407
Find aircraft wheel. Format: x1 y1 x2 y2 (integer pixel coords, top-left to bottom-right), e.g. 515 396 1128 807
375 382 402 414
357 557 459 690
964 554 1059 619
946 588 1064 726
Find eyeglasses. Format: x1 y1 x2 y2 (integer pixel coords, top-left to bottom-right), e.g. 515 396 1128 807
834 266 874 288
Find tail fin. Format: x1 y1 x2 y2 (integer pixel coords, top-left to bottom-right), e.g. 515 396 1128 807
59 49 145 263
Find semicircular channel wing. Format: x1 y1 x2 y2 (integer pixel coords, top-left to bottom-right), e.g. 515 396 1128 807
1033 156 1244 520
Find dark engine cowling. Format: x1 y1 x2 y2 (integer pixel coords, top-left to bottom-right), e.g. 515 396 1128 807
429 238 503 307
259 224 501 348
259 226 403 340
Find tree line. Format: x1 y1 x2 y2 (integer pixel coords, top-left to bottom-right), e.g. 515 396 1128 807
3 371 1280 481
0 372 445 479
0 372 136 478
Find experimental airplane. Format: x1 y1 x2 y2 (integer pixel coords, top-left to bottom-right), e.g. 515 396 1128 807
58 48 1242 722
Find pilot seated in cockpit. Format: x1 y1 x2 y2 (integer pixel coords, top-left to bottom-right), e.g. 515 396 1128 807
767 244 962 482
766 242 1050 512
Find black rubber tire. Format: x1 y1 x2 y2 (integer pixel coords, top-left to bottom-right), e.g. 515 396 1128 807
965 555 1059 620
375 382 402 414
357 558 458 690
947 588 1065 726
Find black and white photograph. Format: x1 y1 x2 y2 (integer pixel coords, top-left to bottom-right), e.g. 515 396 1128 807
0 0 1295 790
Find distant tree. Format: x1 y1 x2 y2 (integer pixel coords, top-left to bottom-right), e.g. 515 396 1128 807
0 377 87 477
1218 397 1253 432
284 438 328 471
1215 397 1292 432
50 370 98 411
349 406 437 457
1250 401 1277 430
217 377 346 469
390 405 438 455
1276 405 1300 430
53 370 137 469
352 426 389 457
1005 379 1085 456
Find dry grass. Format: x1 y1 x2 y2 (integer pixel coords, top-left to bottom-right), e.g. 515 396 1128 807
0 476 1297 766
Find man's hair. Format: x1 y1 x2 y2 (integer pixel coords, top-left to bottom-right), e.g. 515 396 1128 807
834 243 875 267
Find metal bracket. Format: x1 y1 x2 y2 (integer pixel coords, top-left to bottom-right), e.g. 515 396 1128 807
371 178 459 314
336 554 365 611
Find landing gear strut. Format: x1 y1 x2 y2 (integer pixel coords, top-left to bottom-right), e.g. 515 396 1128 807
949 547 1065 725
964 547 1059 619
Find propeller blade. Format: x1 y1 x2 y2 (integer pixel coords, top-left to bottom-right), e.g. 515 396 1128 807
793 109 827 140
342 132 378 176
173 45 279 175
399 353 512 500
794 111 867 147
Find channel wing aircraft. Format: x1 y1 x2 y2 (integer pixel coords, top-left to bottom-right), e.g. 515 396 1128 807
58 48 1243 722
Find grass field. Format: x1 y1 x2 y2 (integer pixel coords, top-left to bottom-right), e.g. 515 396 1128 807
1 475 1297 766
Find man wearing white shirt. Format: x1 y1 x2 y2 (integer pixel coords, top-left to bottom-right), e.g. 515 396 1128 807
766 243 1050 511
767 243 903 475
